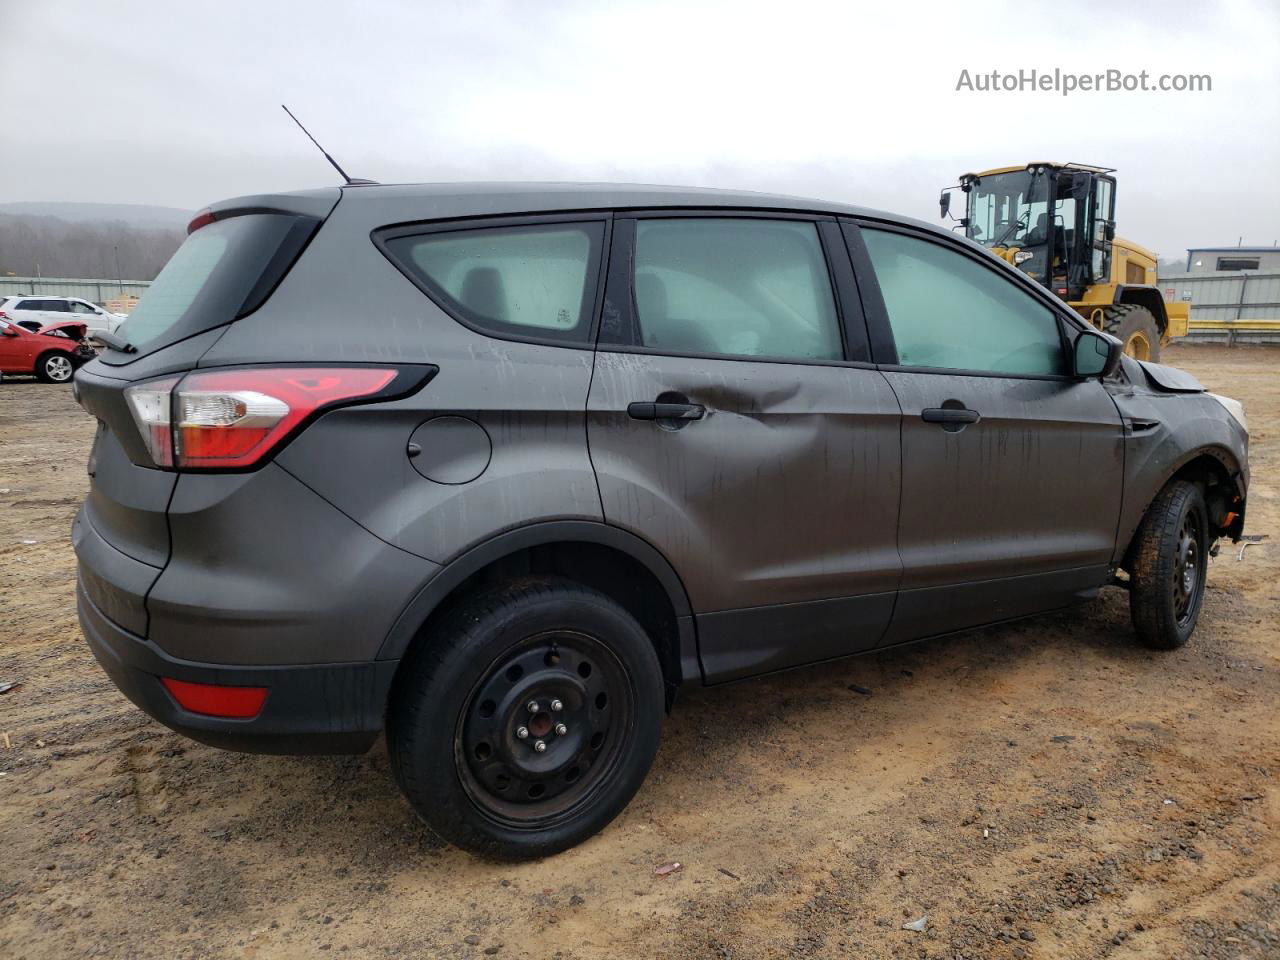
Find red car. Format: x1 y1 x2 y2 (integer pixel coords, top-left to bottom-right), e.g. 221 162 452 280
0 314 96 383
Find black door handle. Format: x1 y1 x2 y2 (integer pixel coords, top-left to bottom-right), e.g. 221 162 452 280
921 407 980 424
628 401 705 422
921 404 980 433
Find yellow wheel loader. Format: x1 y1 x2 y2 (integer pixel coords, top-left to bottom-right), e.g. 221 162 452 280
940 163 1188 360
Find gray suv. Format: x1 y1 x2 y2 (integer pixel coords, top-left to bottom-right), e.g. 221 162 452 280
73 184 1249 859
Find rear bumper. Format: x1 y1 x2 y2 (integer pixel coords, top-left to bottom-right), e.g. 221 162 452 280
77 583 397 755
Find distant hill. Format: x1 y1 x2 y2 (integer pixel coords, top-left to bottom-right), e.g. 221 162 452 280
0 202 192 230
0 206 187 280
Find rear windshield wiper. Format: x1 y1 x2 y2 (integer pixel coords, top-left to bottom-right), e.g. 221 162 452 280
95 331 137 354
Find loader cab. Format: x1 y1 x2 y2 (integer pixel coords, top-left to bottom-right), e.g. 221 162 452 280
951 163 1116 302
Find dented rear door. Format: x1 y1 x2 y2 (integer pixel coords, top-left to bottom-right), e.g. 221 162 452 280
586 213 903 683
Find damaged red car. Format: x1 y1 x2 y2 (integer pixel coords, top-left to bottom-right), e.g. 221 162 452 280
0 315 96 383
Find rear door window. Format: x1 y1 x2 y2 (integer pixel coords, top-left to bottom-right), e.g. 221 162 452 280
378 221 606 344
111 212 320 360
615 218 843 361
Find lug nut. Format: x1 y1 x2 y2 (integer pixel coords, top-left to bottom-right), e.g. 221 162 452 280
554 723 568 736
533 740 547 753
515 726 529 740
550 699 563 712
527 700 539 713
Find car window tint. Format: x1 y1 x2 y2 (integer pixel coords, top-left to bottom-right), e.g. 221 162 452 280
862 229 1064 376
121 227 232 346
630 219 842 361
387 222 603 341
44 300 70 312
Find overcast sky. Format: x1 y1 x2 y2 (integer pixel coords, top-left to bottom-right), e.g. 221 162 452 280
2 0 1278 258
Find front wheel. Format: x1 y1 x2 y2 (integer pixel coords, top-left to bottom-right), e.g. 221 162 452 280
387 578 664 859
1129 480 1210 649
36 352 76 383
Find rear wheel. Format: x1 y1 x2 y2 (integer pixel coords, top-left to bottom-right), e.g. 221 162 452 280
387 578 664 859
1129 480 1209 649
35 352 75 383
1103 304 1162 362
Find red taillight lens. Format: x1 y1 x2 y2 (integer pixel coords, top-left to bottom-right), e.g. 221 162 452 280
161 677 268 718
125 367 397 470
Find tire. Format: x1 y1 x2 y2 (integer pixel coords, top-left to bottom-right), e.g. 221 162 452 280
1103 304 1162 362
35 351 76 383
1129 480 1210 650
387 577 664 859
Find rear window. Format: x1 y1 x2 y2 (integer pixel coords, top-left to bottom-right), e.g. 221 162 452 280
379 221 605 343
112 212 319 360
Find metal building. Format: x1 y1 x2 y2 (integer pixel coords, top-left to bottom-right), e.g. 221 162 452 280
1183 245 1280 275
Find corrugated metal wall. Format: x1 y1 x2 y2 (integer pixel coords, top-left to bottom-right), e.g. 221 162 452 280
1160 271 1280 343
0 277 151 302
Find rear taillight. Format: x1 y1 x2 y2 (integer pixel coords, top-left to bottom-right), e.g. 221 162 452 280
125 376 180 466
125 367 397 470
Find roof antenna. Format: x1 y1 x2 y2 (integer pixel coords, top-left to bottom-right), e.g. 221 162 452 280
281 104 375 185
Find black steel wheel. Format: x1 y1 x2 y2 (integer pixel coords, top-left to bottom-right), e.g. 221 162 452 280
388 577 663 859
457 630 632 826
1171 511 1203 626
1129 479 1210 649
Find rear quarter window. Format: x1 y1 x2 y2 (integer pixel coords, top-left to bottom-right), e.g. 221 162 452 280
378 220 606 344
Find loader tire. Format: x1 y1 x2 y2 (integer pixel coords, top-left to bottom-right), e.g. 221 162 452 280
1103 304 1162 362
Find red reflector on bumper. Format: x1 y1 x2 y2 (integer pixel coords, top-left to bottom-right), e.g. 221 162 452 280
161 677 268 718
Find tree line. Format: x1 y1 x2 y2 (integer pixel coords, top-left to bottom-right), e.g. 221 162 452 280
0 214 182 281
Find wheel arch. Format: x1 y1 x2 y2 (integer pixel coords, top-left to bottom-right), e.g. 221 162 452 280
378 521 701 706
1169 447 1247 541
1114 286 1170 335
1120 444 1247 568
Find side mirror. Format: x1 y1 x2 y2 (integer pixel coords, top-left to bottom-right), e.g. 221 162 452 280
1073 329 1122 378
939 190 951 219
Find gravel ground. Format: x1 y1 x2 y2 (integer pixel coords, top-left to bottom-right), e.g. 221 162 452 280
0 343 1276 960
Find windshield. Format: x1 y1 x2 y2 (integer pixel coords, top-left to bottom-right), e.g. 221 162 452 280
965 170 1051 249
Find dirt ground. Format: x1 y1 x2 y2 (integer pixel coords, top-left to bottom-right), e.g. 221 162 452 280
0 343 1276 960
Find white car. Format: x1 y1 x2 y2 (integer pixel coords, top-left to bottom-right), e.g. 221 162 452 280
0 296 125 339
